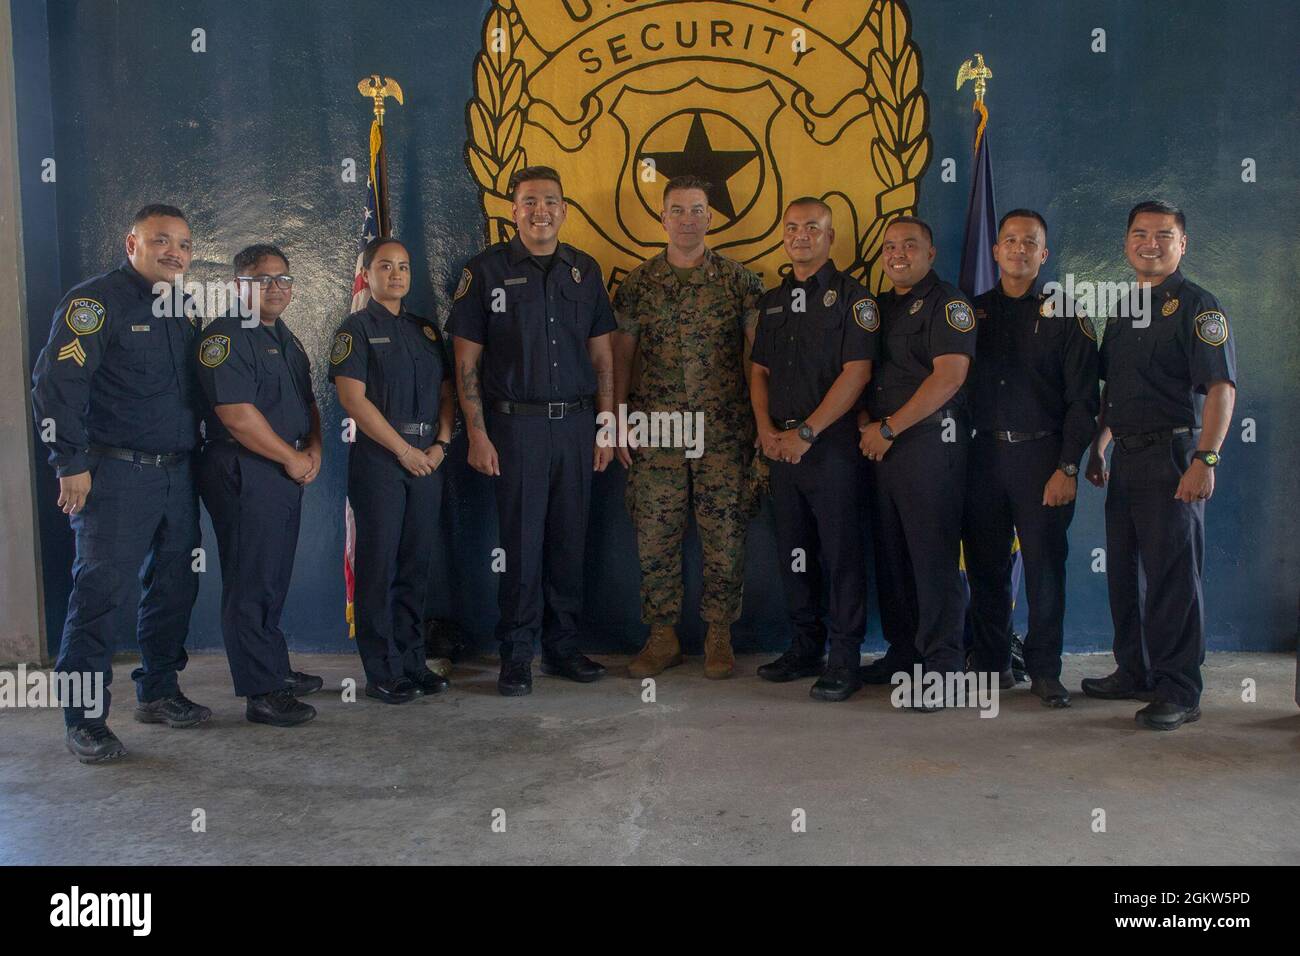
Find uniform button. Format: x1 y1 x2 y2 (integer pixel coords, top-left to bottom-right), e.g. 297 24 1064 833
553 362 558 367
550 317 555 323
999 379 1005 385
551 339 556 345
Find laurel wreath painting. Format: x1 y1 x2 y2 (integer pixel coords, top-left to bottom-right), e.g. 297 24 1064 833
464 0 930 294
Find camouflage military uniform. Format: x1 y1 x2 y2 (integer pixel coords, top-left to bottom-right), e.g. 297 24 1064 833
613 247 762 626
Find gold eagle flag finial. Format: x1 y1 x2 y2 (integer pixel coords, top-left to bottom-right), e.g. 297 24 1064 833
955 53 992 105
357 74 405 125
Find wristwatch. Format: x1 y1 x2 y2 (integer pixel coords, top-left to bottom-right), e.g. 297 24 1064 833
797 422 816 444
879 417 896 441
1193 450 1220 467
1058 462 1079 477
435 439 451 454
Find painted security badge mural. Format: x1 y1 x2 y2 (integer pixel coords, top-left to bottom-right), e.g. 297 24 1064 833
465 0 931 292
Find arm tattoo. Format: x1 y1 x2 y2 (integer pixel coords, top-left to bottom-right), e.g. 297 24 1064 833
458 359 486 432
596 369 613 400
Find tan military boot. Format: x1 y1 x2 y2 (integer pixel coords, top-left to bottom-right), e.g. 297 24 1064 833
627 624 684 679
703 623 735 679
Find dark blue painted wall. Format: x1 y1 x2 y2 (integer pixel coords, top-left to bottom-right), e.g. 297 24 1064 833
15 0 1299 660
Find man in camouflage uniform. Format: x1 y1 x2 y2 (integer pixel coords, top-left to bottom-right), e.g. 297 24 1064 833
612 175 763 679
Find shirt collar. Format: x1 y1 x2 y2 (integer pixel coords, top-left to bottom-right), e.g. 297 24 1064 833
508 235 574 268
647 246 719 284
995 276 1046 303
119 260 157 297
785 259 837 293
365 297 401 320
899 268 938 301
1151 269 1185 300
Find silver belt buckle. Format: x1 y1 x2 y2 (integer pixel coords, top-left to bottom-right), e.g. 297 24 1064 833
548 402 566 420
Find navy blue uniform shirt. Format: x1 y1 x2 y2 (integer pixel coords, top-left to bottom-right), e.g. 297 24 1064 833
197 315 314 446
969 281 1100 465
1098 270 1237 435
31 260 203 476
752 260 880 423
327 299 447 442
446 235 616 403
866 269 977 421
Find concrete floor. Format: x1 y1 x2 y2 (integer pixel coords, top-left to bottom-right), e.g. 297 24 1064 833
1 652 1297 865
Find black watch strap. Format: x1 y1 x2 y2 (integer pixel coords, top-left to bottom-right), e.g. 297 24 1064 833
879 417 896 441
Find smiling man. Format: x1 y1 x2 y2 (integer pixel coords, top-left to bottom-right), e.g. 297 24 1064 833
857 217 976 709
1082 201 1237 730
449 166 616 696
31 204 209 762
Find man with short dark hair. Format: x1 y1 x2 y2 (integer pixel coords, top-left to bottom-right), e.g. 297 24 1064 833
1082 201 1237 730
612 174 764 680
195 244 323 727
962 210 1099 708
858 216 976 707
32 204 209 762
449 166 616 696
751 199 877 700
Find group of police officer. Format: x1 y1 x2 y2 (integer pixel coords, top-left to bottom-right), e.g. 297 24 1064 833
31 170 1236 764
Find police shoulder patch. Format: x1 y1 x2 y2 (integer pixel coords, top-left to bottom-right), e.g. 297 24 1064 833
945 300 975 333
199 334 231 368
1194 310 1228 347
330 331 353 365
64 297 106 336
853 297 879 332
454 268 472 302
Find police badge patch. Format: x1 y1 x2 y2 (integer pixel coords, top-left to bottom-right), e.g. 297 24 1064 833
1162 297 1179 317
571 266 582 284
64 297 106 336
909 299 924 315
330 331 353 365
823 289 837 307
1194 311 1228 347
199 334 231 368
1039 298 1055 318
853 298 879 332
945 300 975 332
454 268 472 302
1077 313 1098 342
422 325 439 342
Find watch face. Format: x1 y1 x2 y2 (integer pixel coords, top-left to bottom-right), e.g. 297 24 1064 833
1202 452 1219 466
798 425 814 442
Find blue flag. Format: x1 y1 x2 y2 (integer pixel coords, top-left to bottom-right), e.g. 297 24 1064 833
958 105 998 299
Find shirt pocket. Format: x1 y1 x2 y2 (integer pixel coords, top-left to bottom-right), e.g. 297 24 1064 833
1147 320 1186 380
254 348 285 405
117 325 170 384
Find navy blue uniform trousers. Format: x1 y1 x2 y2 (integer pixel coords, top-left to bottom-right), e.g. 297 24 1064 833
962 435 1073 679
348 436 442 684
489 408 594 664
197 442 299 698
768 420 867 669
1105 432 1206 707
867 422 969 675
54 454 199 726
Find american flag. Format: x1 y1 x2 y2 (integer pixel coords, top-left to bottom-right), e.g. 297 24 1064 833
344 118 390 638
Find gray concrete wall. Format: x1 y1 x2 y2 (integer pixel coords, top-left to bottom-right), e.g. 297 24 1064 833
0 0 46 666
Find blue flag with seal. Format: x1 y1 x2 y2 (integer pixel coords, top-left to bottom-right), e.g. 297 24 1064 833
958 96 998 298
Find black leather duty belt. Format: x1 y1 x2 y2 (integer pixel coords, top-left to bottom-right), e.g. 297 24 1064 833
1114 426 1194 452
493 397 593 419
88 445 188 467
395 422 434 437
977 429 1057 443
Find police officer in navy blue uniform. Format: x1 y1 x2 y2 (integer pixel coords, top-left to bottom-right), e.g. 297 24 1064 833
448 165 616 697
858 217 977 706
963 210 1099 708
329 237 455 705
1083 201 1237 731
31 204 211 763
196 244 323 727
750 198 877 701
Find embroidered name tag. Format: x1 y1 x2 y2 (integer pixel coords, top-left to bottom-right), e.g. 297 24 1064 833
503 277 528 286
130 324 151 332
265 348 279 354
765 306 784 314
368 337 391 344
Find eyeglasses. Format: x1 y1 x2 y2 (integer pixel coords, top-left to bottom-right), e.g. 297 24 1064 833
237 274 294 289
